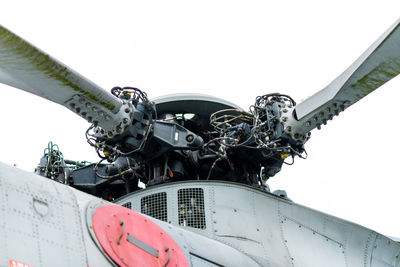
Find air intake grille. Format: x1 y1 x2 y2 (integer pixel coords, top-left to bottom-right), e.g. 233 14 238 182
140 192 167 222
178 188 206 229
121 202 131 209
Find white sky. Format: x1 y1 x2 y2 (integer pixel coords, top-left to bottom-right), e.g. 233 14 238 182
1 1 400 237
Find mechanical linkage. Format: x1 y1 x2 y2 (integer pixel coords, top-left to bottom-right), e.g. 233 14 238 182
36 88 307 200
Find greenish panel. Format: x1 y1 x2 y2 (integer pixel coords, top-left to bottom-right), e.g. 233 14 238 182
0 26 115 111
351 58 400 101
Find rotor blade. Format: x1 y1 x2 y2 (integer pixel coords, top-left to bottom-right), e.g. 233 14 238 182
286 18 400 141
0 25 129 136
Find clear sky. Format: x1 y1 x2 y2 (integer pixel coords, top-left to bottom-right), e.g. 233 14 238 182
1 0 400 237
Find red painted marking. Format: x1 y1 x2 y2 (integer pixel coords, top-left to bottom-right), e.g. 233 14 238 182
9 259 34 267
92 205 189 267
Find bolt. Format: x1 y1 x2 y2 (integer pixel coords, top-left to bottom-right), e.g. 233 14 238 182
186 134 194 142
125 108 131 113
282 117 287 122
282 109 288 113
123 118 129 124
306 121 311 127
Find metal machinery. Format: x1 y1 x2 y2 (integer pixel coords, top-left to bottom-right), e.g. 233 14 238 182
1 17 400 267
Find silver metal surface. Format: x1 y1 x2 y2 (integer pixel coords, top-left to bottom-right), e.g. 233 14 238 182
285 18 400 141
126 233 159 257
0 25 132 137
0 162 88 266
152 93 244 116
116 181 400 267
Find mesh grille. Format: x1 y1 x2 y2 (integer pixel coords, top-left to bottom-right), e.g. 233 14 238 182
140 192 167 222
121 202 131 209
178 188 206 229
